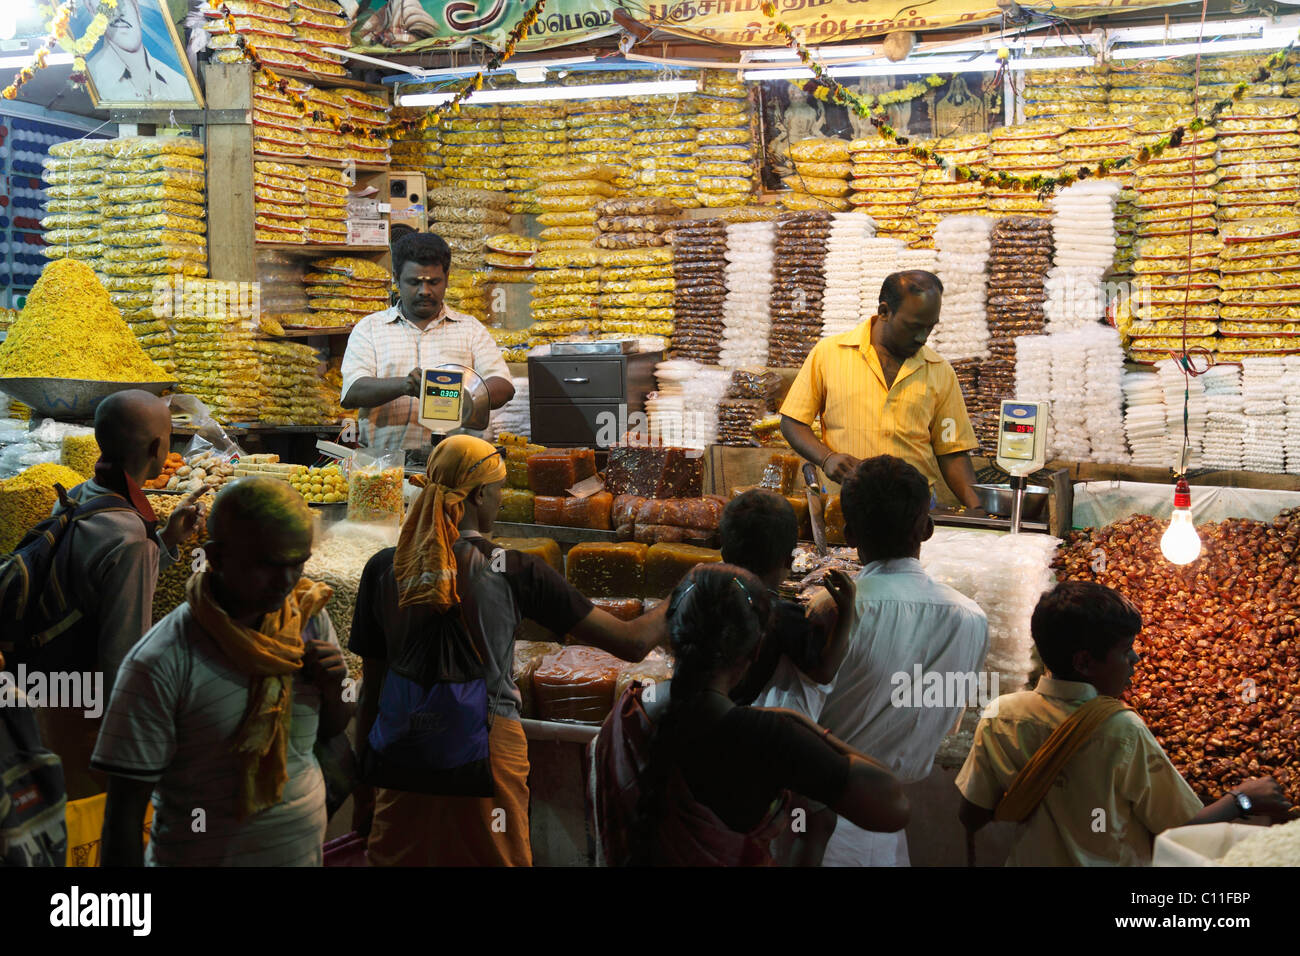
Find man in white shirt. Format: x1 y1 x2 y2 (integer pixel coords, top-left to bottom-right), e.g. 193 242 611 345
817 455 989 866
340 233 514 454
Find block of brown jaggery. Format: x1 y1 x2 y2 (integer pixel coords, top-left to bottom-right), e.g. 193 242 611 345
758 453 801 496
533 492 613 530
613 493 647 540
590 597 644 620
513 640 562 717
533 645 625 723
614 649 674 704
566 542 649 597
498 488 535 523
527 449 598 496
490 536 563 573
504 443 544 489
605 446 704 498
644 542 723 598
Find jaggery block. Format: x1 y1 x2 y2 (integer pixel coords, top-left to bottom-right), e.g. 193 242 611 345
513 640 562 717
614 649 674 704
566 541 649 597
490 536 563 572
526 448 598 496
591 597 644 620
499 488 535 523
533 645 625 723
533 491 614 530
824 494 845 545
605 446 704 498
644 542 723 598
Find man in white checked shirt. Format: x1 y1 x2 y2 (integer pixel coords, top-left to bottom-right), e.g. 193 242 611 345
341 233 515 454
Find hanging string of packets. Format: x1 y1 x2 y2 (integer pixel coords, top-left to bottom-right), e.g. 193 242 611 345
207 0 547 143
1 0 116 100
759 1 1298 197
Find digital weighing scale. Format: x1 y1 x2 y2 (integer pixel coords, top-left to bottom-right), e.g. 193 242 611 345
995 399 1051 534
416 363 492 437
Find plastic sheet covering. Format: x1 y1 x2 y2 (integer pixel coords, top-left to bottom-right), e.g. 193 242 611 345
1072 481 1300 529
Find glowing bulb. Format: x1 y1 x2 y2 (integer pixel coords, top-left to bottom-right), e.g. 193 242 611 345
1160 478 1202 565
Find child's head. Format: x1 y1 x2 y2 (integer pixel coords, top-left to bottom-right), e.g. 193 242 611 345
1031 581 1142 697
840 455 933 562
720 489 798 588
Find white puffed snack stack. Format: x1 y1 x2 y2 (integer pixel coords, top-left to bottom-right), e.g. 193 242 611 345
1241 356 1288 473
646 360 732 451
1122 369 1172 467
720 220 776 368
934 216 994 360
1045 180 1120 331
1079 324 1130 464
1156 359 1208 469
1048 329 1092 462
819 212 875 338
1286 356 1300 474
1013 335 1053 408
920 528 1061 693
858 236 909 327
1200 364 1245 471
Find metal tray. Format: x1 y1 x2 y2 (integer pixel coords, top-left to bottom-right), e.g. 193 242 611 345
549 340 637 356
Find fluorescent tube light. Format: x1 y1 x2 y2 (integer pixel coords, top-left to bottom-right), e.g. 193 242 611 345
0 51 74 68
1109 18 1269 43
400 78 698 107
1111 33 1293 59
1005 55 1096 70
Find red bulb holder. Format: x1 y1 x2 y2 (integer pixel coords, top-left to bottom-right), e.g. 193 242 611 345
1173 476 1191 509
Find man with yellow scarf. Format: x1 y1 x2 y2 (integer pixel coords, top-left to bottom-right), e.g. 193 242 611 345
95 477 351 866
351 434 669 866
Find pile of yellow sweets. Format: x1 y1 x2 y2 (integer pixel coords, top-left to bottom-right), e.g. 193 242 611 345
289 464 347 503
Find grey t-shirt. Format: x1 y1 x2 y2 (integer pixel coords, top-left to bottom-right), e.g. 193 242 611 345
91 603 338 866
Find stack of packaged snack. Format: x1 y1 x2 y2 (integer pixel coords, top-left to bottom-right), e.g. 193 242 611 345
170 279 261 422
529 263 599 344
429 185 509 271
440 108 508 199
1217 218 1300 361
303 256 390 328
693 74 756 208
1126 121 1220 359
567 98 634 201
390 114 443 188
1121 233 1223 363
534 165 620 254
40 139 110 274
767 211 831 368
256 252 309 330
849 138 922 244
1059 116 1136 271
987 123 1064 217
1107 58 1193 119
491 328 532 363
253 159 307 243
257 339 330 425
501 103 565 214
204 0 351 79
99 136 209 375
915 133 989 248
672 219 727 362
598 245 676 342
782 138 852 213
446 270 491 323
1020 61 1110 124
252 72 391 165
1214 99 1300 223
594 195 679 250
630 98 697 209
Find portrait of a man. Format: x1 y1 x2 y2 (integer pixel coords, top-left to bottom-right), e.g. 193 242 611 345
74 0 202 108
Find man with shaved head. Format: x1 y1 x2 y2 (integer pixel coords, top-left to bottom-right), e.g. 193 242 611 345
779 269 984 510
39 389 202 800
95 477 351 866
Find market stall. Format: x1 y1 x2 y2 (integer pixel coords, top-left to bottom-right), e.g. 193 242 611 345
3 0 1300 869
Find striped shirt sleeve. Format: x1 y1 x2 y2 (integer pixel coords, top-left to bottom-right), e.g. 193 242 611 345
91 628 182 781
339 316 380 403
466 319 511 384
779 342 826 427
930 362 978 455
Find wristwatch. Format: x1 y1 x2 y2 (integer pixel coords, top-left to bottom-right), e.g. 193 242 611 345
1230 790 1253 818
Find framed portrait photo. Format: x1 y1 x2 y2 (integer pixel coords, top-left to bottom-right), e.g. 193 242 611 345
72 0 204 110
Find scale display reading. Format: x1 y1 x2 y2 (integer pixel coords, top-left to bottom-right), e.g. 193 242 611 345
421 371 464 423
1003 422 1035 434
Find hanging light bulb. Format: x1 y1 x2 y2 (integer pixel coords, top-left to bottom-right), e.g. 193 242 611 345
1160 477 1202 565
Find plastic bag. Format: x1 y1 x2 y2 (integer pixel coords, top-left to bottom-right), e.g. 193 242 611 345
347 449 405 524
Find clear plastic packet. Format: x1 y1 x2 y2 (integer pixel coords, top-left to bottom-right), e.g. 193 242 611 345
346 449 405 524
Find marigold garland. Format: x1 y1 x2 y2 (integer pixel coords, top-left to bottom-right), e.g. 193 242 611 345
761 1 1298 197
209 0 546 143
2 0 116 100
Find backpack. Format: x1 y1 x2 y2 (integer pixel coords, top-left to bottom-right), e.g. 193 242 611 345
0 696 68 866
361 600 499 798
0 483 148 674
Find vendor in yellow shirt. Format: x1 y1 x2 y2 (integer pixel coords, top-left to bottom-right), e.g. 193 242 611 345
779 269 982 508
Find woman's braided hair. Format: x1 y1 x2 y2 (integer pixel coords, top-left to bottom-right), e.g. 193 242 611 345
629 563 772 865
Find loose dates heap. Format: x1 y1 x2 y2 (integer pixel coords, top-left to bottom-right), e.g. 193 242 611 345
1055 510 1300 804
